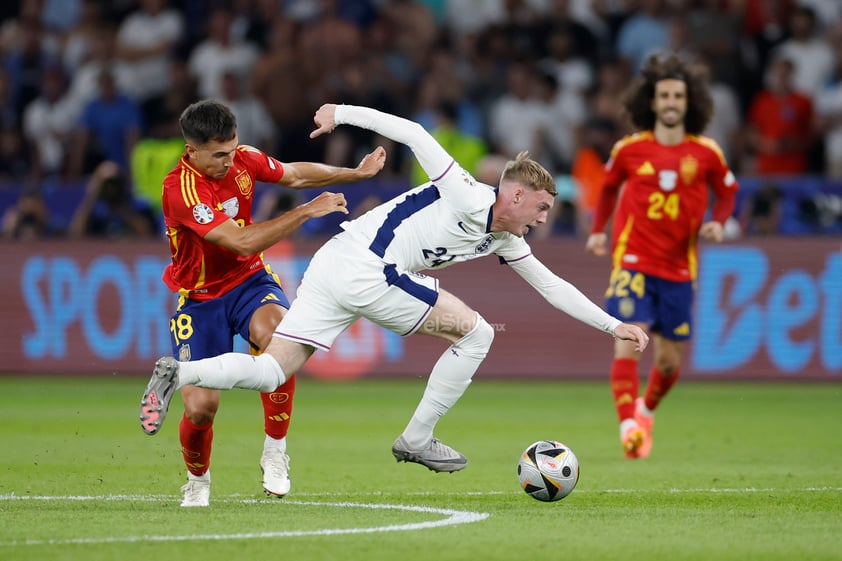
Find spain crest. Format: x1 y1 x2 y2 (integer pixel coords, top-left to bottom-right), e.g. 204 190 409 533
235 169 253 197
680 155 698 185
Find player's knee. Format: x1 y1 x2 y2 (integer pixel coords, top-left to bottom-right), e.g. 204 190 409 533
184 407 216 426
654 355 681 375
455 314 494 359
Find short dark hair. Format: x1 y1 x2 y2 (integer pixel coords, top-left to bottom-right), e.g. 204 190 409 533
179 100 237 145
622 53 713 135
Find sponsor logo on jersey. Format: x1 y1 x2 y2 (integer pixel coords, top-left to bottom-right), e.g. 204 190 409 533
636 161 655 175
235 169 253 197
658 170 678 191
221 197 240 218
680 155 698 185
192 203 214 224
457 221 470 234
475 234 494 254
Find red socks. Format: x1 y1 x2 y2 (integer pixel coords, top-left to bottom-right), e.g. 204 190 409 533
610 358 639 422
261 374 296 440
179 414 213 477
644 366 680 411
178 374 296 477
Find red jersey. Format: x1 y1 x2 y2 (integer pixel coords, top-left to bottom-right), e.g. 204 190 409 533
161 145 285 300
591 132 738 282
746 90 813 174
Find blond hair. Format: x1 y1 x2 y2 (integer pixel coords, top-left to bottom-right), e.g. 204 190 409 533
501 152 557 196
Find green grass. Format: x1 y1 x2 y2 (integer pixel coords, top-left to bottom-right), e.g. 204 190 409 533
0 377 840 561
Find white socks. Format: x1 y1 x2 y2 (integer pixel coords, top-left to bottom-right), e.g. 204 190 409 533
401 314 495 449
263 435 286 454
187 470 210 482
177 353 286 392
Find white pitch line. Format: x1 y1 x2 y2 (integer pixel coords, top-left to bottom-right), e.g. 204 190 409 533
1 485 840 503
0 498 490 547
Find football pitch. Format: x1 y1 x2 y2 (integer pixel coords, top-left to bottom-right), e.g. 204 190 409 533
0 376 840 561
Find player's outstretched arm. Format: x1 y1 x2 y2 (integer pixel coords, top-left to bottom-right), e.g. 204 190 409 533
204 191 348 256
311 103 454 183
508 254 627 336
279 146 386 189
613 323 649 353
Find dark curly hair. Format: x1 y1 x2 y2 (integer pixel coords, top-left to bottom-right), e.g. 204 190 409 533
622 53 713 135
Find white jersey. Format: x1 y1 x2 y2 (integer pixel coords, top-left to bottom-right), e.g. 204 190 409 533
331 105 621 336
339 169 530 272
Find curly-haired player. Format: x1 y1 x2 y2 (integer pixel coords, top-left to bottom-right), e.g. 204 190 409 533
585 53 739 459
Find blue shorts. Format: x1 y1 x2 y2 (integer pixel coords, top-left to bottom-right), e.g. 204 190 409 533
604 268 694 341
169 269 290 361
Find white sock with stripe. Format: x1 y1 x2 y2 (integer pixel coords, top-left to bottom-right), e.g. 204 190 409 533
401 315 494 449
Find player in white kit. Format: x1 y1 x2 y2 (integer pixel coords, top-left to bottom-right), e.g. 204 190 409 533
140 104 649 473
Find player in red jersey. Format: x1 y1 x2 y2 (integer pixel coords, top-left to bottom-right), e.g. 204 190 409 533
585 54 738 459
145 100 386 506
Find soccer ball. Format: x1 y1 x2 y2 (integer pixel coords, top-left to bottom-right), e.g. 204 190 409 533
517 440 579 502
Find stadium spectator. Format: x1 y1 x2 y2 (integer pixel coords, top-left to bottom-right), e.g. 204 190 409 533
0 68 18 129
60 0 104 73
743 54 814 175
115 0 183 102
187 6 259 100
570 116 617 234
67 67 142 176
410 100 487 187
3 15 60 123
815 20 842 178
488 61 549 165
1 186 53 240
736 0 793 109
697 55 742 165
539 22 595 98
587 56 634 137
615 0 671 71
533 69 587 173
64 27 133 120
250 15 315 163
0 125 30 180
585 54 738 459
218 68 276 153
773 5 835 98
741 180 783 236
68 160 159 238
22 63 75 178
410 46 484 139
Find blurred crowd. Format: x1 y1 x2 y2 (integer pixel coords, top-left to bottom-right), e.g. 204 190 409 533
2 0 842 241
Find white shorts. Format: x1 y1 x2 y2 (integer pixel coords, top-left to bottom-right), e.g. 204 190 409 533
275 236 439 350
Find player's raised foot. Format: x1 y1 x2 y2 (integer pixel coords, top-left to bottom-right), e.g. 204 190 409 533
621 422 647 459
139 356 179 435
633 397 654 458
391 436 467 473
181 472 210 507
260 449 291 497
